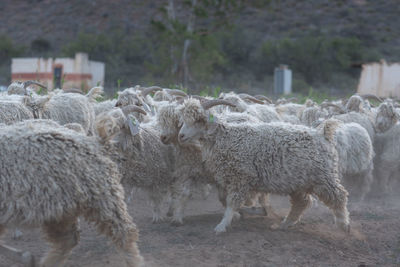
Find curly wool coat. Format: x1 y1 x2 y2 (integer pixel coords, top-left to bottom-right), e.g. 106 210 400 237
0 101 33 124
0 120 127 227
0 119 144 266
179 99 350 232
320 119 374 200
96 108 176 222
39 87 102 135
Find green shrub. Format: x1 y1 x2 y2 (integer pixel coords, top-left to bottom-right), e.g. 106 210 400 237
0 35 25 62
257 35 380 85
0 35 26 84
30 38 51 55
292 78 310 94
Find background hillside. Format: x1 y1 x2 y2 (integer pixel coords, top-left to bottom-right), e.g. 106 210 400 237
1 0 399 96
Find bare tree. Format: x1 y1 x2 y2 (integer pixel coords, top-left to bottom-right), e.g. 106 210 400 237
152 0 241 87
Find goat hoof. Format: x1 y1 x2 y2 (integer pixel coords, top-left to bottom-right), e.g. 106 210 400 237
214 223 227 234
152 217 165 224
338 222 351 233
13 229 23 240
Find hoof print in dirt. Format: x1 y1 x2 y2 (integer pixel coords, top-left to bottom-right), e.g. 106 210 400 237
233 211 241 220
341 224 351 234
170 220 184 227
239 207 267 216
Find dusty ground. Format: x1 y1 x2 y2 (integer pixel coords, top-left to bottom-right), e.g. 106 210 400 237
1 188 400 267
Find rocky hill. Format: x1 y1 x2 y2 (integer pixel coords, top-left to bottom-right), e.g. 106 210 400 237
1 0 399 94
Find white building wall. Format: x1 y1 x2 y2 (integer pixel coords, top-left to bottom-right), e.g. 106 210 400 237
54 58 75 73
358 60 400 98
11 53 105 90
90 61 105 86
12 58 40 73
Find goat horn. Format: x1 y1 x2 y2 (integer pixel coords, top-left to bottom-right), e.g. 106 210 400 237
276 99 287 105
201 99 236 110
64 88 83 94
238 93 252 98
141 86 162 97
191 95 207 102
238 94 264 104
174 96 185 104
164 88 188 97
23 80 47 89
321 103 346 114
121 105 147 116
254 95 273 104
115 100 122 107
360 94 383 102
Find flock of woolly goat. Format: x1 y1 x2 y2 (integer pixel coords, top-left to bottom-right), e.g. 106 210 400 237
0 80 399 267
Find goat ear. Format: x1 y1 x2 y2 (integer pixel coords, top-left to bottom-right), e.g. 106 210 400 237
394 110 400 122
125 116 140 136
206 114 219 135
142 102 151 113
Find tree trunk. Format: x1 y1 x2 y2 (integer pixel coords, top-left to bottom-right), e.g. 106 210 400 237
181 0 197 87
182 39 192 87
167 0 179 75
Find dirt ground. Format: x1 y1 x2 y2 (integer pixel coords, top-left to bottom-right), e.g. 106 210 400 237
1 187 400 267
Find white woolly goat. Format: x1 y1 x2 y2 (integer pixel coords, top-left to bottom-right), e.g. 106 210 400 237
299 106 329 127
220 93 301 124
158 101 271 222
94 99 118 116
0 100 34 124
178 99 350 234
96 107 177 223
115 86 158 122
332 112 376 141
345 95 371 113
345 94 383 114
152 88 187 103
157 102 214 225
327 94 381 118
116 86 186 118
0 94 51 124
275 99 317 124
275 102 305 117
219 92 281 122
370 102 400 195
39 87 103 135
115 86 146 107
319 119 374 201
0 120 143 267
304 96 378 142
7 80 47 96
